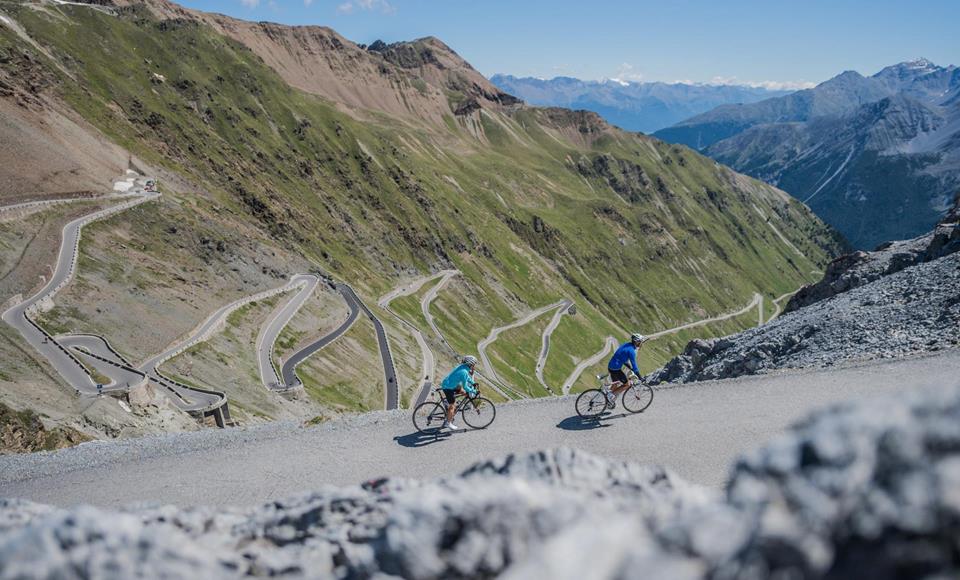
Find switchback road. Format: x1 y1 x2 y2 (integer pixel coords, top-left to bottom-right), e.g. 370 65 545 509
279 282 360 388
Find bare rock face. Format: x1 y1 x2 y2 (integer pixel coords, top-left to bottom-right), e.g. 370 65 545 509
786 196 960 313
2 384 959 579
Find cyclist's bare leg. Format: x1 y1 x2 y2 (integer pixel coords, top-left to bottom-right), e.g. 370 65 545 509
607 381 628 395
445 387 463 423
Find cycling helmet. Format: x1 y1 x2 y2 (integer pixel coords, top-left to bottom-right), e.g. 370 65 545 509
631 333 647 344
462 355 479 368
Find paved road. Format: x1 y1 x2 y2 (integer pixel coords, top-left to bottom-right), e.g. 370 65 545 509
255 274 319 389
477 300 569 398
0 191 140 217
377 271 455 406
558 292 786 392
3 350 957 508
279 282 360 388
57 335 146 392
534 299 574 394
348 284 400 410
413 270 522 400
1 191 158 395
420 270 458 355
769 289 800 322
561 336 617 394
136 276 314 412
0 184 232 416
646 292 762 340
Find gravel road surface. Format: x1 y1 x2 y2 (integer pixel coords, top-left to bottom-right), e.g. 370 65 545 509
2 349 956 509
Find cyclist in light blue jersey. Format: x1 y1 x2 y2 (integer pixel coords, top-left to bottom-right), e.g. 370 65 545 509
440 355 479 430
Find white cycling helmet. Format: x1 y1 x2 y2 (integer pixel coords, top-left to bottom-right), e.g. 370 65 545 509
462 355 478 368
631 333 647 344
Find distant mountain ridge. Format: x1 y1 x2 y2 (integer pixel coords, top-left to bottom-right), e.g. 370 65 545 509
654 59 960 248
655 59 959 149
489 74 792 133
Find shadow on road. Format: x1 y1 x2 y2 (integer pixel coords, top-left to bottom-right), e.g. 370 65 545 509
394 430 452 448
556 413 627 431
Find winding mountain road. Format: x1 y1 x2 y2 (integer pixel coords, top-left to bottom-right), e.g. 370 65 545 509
477 301 570 399
561 336 617 395
646 293 763 340
3 350 956 508
255 274 319 390
348 284 400 410
135 275 323 415
559 292 767 393
769 289 800 322
534 299 574 394
377 271 456 406
420 269 458 355
279 282 360 388
0 180 234 423
1 189 158 396
57 335 146 392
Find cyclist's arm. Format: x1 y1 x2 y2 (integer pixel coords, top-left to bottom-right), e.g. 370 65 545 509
629 348 640 376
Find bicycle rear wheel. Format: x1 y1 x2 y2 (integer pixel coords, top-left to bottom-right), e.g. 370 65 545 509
575 389 607 419
461 397 496 429
413 402 446 434
622 383 654 413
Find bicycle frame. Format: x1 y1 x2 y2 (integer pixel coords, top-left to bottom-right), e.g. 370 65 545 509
598 373 642 390
435 389 480 410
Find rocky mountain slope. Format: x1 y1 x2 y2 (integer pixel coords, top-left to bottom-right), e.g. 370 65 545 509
0 0 842 441
2 380 959 578
489 74 790 133
649 198 960 384
654 59 960 248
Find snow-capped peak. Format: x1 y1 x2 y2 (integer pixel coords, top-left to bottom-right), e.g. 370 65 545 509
906 58 936 70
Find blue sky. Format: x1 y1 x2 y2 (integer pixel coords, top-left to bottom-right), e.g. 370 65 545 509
178 0 959 88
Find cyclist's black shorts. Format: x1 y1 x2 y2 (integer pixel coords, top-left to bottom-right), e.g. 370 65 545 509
609 368 629 385
443 389 458 404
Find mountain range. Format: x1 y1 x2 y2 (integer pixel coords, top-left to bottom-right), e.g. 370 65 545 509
489 74 792 134
654 59 960 249
0 0 842 441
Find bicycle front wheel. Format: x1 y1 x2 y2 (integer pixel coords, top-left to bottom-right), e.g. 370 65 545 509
461 397 496 429
413 401 446 434
622 383 654 413
575 389 607 419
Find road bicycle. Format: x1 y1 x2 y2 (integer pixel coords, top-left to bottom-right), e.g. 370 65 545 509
575 373 654 419
412 388 496 433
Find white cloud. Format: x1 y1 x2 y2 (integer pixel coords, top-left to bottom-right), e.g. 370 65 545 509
605 62 644 85
239 0 259 8
337 0 394 15
706 76 815 91
304 0 314 5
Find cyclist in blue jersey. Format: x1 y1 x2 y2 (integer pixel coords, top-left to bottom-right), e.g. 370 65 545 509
440 355 479 430
605 333 648 408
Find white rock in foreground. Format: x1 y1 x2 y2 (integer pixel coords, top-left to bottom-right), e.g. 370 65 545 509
1 383 959 579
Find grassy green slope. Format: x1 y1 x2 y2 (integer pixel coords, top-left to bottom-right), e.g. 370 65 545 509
1 4 845 406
